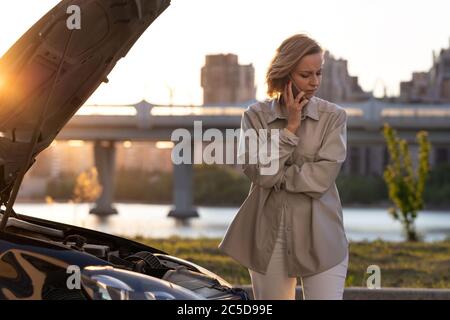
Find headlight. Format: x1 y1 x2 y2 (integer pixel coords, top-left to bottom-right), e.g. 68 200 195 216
156 254 232 287
81 266 203 300
85 274 132 300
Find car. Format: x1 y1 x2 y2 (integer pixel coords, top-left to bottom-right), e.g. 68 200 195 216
0 0 249 300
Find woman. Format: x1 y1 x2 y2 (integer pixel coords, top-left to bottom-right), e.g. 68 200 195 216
219 34 349 300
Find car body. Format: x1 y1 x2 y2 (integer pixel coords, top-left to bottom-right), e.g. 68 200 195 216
0 213 248 300
0 0 248 300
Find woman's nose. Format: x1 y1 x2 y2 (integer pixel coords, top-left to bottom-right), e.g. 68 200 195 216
310 75 320 86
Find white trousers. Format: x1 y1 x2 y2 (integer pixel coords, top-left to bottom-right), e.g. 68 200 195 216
249 212 349 300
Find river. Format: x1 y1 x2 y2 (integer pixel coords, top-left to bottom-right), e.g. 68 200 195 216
12 203 450 242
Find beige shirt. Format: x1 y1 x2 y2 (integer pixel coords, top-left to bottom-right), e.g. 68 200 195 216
218 95 349 277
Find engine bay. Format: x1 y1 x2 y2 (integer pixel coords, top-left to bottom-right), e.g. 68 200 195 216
0 213 247 300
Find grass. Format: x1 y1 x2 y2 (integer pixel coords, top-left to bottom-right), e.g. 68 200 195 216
133 236 450 289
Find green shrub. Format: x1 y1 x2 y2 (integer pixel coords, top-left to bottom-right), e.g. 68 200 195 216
45 163 450 208
336 173 387 205
46 173 77 200
114 169 172 203
193 164 250 206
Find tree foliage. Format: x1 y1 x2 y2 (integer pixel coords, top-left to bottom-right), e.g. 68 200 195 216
72 167 102 203
382 123 431 241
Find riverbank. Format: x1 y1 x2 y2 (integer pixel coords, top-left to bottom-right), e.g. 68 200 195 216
25 163 450 209
15 198 450 211
133 237 450 288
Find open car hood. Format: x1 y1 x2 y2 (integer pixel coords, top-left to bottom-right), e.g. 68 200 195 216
0 0 170 200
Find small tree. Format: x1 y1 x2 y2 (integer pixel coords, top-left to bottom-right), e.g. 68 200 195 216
73 167 102 203
382 123 431 241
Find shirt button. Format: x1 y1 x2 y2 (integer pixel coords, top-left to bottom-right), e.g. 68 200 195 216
286 226 291 231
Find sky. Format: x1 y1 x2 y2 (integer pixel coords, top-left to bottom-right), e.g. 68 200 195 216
0 0 449 106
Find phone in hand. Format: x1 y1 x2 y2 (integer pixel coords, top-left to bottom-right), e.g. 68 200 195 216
288 75 305 101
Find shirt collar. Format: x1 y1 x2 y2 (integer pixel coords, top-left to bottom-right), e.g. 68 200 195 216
265 95 320 124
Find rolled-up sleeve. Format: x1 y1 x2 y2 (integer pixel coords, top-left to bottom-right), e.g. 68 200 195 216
281 109 347 198
239 110 299 189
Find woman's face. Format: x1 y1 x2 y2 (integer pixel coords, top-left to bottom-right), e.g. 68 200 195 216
290 52 324 99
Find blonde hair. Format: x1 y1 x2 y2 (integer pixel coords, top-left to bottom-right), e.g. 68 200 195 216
266 34 323 98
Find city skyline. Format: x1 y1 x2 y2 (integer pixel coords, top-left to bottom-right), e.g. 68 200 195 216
0 0 449 106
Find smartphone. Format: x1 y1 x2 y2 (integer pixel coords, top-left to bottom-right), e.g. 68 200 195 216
288 75 305 101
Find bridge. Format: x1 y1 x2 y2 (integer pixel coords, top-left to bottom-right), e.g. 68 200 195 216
55 99 450 218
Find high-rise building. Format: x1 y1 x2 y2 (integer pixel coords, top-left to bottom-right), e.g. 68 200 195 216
201 54 256 105
316 51 372 103
400 39 450 103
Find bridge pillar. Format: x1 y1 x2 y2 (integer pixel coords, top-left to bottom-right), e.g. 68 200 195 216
168 135 199 220
135 100 153 129
369 145 385 175
168 162 199 220
359 146 368 176
90 140 118 216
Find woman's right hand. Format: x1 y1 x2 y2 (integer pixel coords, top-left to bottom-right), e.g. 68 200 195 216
283 81 309 134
